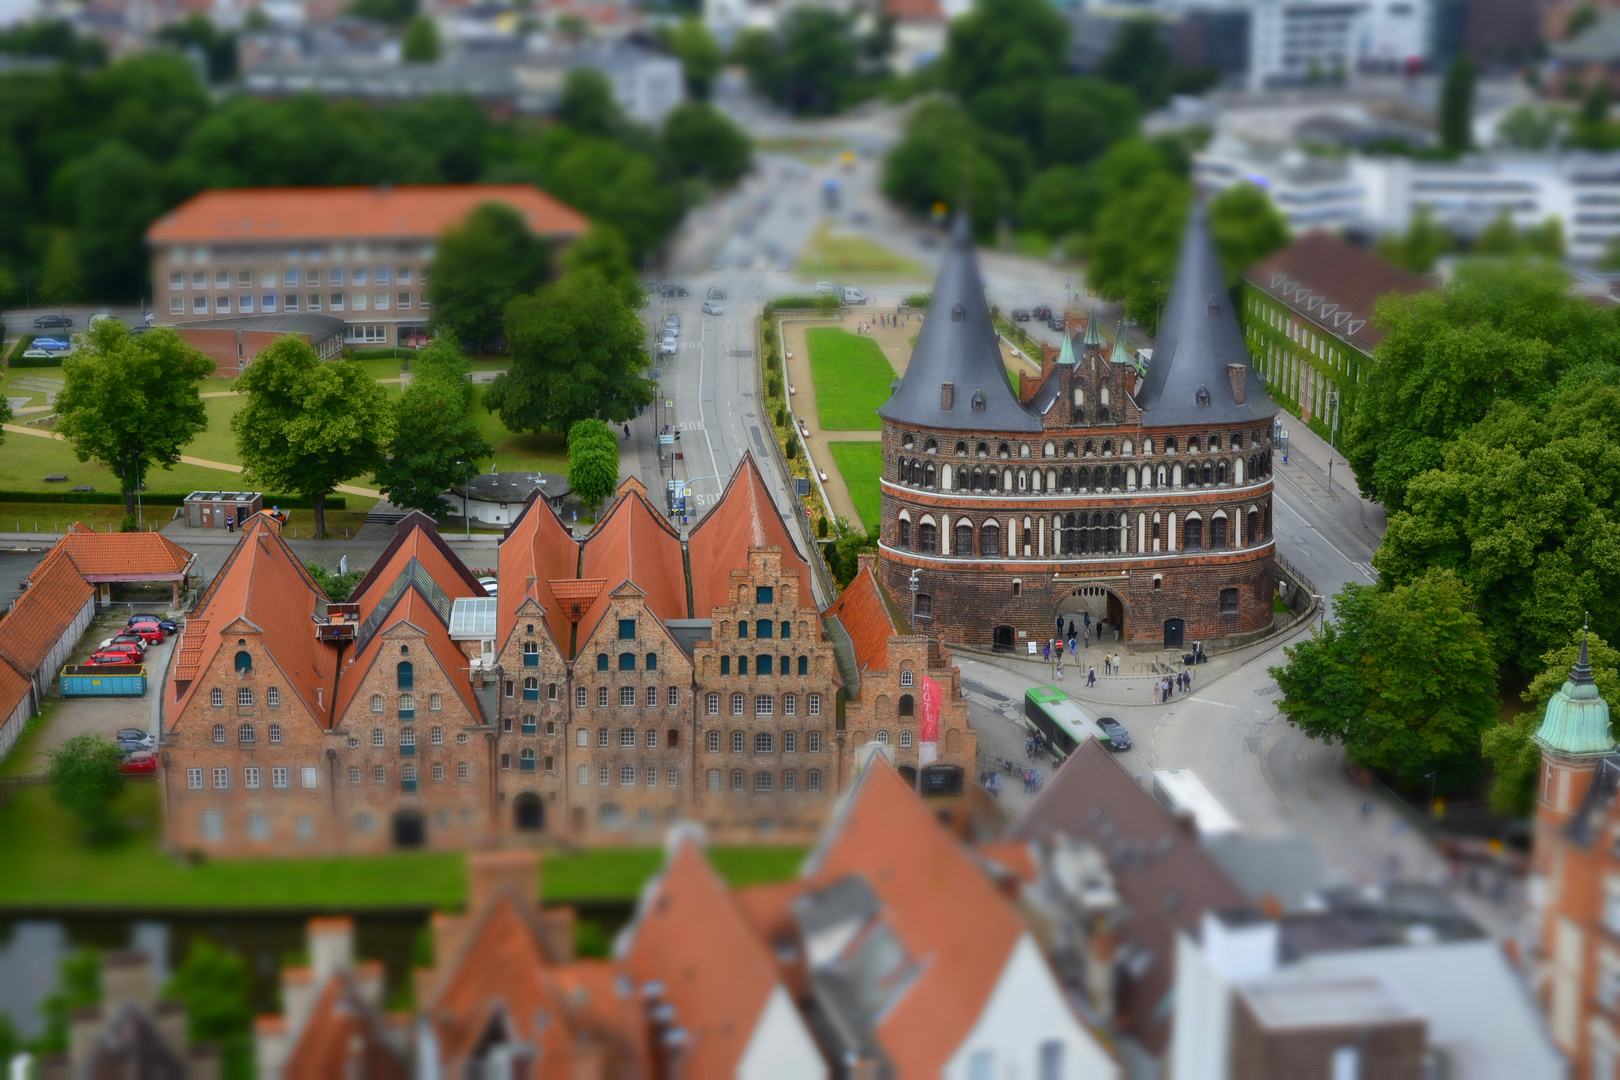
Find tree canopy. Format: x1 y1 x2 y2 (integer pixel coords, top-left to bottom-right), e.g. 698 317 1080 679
663 102 752 185
232 340 395 537
425 201 552 350
1270 569 1499 786
567 419 621 509
377 337 492 516
671 18 723 100
734 7 863 116
54 322 213 513
48 733 126 841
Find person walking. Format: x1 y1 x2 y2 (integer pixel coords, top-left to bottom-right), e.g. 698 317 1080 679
1068 634 1077 657
1043 640 1051 670
1067 620 1076 641
1087 665 1096 687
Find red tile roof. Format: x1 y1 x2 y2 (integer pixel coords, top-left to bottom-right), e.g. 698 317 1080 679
281 971 408 1080
0 658 32 728
495 494 580 656
822 564 898 676
1244 230 1431 353
0 545 94 675
621 836 785 1077
147 184 587 244
886 0 944 19
168 515 336 725
1010 737 1247 1055
804 759 1034 1074
687 454 813 619
56 524 192 579
348 512 484 607
578 487 687 647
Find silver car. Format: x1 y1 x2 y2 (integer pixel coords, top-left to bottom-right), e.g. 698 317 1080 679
702 301 724 315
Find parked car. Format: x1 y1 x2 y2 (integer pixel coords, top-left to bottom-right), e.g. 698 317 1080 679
96 638 144 657
664 313 680 330
116 727 153 747
89 650 138 665
816 281 838 295
702 301 724 315
842 287 868 305
128 614 179 633
32 336 71 351
477 576 498 598
1032 305 1052 321
20 348 52 360
660 284 689 297
123 623 164 645
119 751 158 776
115 735 149 753
707 287 726 300
33 314 72 329
1098 717 1133 751
1011 308 1031 321
1047 315 1066 332
660 338 677 357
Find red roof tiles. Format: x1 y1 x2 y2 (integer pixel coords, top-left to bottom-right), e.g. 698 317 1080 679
495 493 580 656
56 524 192 579
281 971 408 1080
1244 230 1431 353
147 184 587 245
687 454 813 619
0 545 94 675
578 487 687 644
822 563 898 675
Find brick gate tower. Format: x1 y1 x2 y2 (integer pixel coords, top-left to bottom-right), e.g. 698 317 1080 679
875 208 1279 653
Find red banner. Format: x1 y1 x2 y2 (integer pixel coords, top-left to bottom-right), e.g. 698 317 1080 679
919 674 941 766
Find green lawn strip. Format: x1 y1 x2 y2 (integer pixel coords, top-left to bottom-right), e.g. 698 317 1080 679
0 785 803 909
0 434 251 497
798 223 925 278
2 366 62 409
471 386 569 474
806 329 892 431
827 442 884 533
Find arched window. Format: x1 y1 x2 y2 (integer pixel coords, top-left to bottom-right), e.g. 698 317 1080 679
238 723 255 743
902 432 914 449
757 619 774 639
900 668 914 687
782 621 792 639
1216 461 1228 484
618 652 635 671
646 652 658 670
956 523 973 555
1044 441 1056 457
901 730 913 747
1190 436 1201 452
898 519 911 548
1185 516 1204 550
982 522 1000 557
956 440 968 456
1166 436 1178 453
397 662 413 689
234 651 252 674
1211 515 1228 549
1077 467 1089 490
924 463 935 488
1210 433 1221 451
212 724 225 743
977 441 989 457
899 694 914 717
998 442 1010 459
1105 513 1119 553
1102 439 1113 455
919 523 937 552
924 437 938 453
1247 509 1259 545
597 653 609 671
1061 467 1074 492
971 467 983 492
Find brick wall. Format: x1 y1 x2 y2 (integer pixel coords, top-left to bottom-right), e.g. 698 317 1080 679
492 600 572 836
171 328 306 376
841 635 978 795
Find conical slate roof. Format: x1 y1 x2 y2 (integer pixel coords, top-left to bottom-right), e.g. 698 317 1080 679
1534 631 1616 757
1136 203 1276 429
879 215 1041 433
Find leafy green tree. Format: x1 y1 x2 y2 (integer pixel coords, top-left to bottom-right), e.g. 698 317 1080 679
412 332 475 409
485 269 653 432
425 201 552 350
1209 181 1291 279
39 228 84 304
55 322 213 514
1374 378 1620 674
163 939 254 1078
377 376 492 515
232 340 396 538
527 133 682 259
1097 16 1173 109
69 140 164 299
1496 104 1564 150
663 102 752 184
0 389 10 444
560 225 644 307
1483 632 1620 816
1018 166 1095 242
35 948 100 1054
305 562 366 602
1473 212 1563 259
1342 260 1619 511
1039 78 1140 167
402 14 440 62
672 18 722 99
0 19 106 64
1569 2 1599 37
48 734 126 841
738 6 861 115
567 418 620 509
1085 172 1189 331
155 14 238 82
881 99 1029 237
1374 205 1454 273
1439 55 1476 153
1271 569 1498 785
347 0 416 24
561 67 624 136
942 0 1068 105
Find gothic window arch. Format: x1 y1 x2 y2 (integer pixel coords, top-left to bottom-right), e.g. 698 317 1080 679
1202 462 1214 486
1211 512 1229 549
1109 465 1121 489
1102 439 1113 455
1061 467 1074 492
925 462 936 488
898 517 912 548
1184 514 1204 550
998 442 1010 459
977 441 990 457
1062 513 1078 555
982 521 1000 557
955 521 974 555
919 520 937 552
1190 435 1201 452
1216 460 1228 485
1064 440 1077 458
1077 466 1090 490
1084 440 1096 456
956 440 968 456
902 432 914 450
924 437 937 453
1043 441 1056 457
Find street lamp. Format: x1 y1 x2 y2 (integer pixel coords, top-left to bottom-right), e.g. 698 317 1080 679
456 462 468 540
1326 390 1340 495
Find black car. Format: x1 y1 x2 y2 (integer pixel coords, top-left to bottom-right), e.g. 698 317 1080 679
129 614 179 633
1098 717 1132 751
1033 305 1052 321
661 284 690 297
1047 315 1066 332
33 314 73 329
1011 308 1031 321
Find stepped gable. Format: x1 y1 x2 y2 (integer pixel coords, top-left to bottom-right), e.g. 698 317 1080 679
879 213 1042 433
168 514 336 724
1135 203 1277 429
577 481 688 644
688 454 813 617
497 492 581 655
348 511 485 607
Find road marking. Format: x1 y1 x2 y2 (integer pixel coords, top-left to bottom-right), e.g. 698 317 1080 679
1272 490 1376 583
1190 697 1237 709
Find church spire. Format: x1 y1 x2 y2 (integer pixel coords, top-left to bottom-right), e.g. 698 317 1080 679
1533 616 1614 757
1056 323 1075 366
1082 309 1103 352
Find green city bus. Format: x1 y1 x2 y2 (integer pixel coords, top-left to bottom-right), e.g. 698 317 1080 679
1024 686 1110 760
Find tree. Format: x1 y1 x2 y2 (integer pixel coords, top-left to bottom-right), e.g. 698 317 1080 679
1483 631 1620 816
527 133 683 260
1270 570 1499 785
1208 181 1292 284
738 6 862 116
376 376 492 515
1496 104 1563 150
39 228 84 304
70 140 165 299
560 225 644 308
663 102 752 184
48 734 126 841
155 14 238 82
424 202 551 350
1085 172 1190 332
1439 55 1476 153
1038 78 1140 167
484 269 653 433
402 14 439 62
560 67 624 136
881 99 1029 237
943 0 1068 105
567 419 620 509
163 939 254 1078
55 322 213 514
1341 260 1620 511
36 948 100 1054
347 0 416 24
1097 17 1173 109
1374 205 1454 273
672 18 722 100
232 339 395 538
305 562 366 603
412 332 475 409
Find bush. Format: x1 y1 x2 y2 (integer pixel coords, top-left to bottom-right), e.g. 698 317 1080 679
346 347 420 361
8 334 64 368
785 433 799 459
775 405 787 427
905 293 930 308
767 295 839 314
118 514 138 532
817 514 829 538
48 733 126 842
0 490 345 508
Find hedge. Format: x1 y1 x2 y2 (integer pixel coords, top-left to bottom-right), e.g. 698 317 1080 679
766 296 840 316
7 334 64 368
904 293 930 309
0 490 346 509
346 347 419 361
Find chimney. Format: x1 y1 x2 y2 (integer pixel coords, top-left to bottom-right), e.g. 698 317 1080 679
309 916 356 984
1227 364 1247 405
941 382 954 409
856 552 877 577
467 848 541 915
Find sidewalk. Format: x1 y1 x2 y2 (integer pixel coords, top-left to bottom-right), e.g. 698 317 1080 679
1271 408 1387 554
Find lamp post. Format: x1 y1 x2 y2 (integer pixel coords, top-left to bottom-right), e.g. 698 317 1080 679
456 462 468 541
1326 390 1340 495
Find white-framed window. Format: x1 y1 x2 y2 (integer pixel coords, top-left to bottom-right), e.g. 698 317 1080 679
707 768 722 791
200 810 222 841
211 690 223 709
732 769 747 791
272 767 288 789
599 764 610 785
353 267 368 286
900 669 914 687
169 271 184 288
707 730 720 752
307 294 321 310
398 266 412 283
349 765 361 785
216 295 231 313
732 693 745 716
431 726 443 745
598 727 610 747
667 768 678 787
577 686 588 707
783 769 797 792
621 764 636 785
755 732 774 753
239 295 253 313
900 730 913 747
808 769 822 792
598 687 609 707
429 693 441 711
375 292 389 310
261 294 276 312
267 687 280 707
708 693 720 715
668 686 680 706
808 731 822 753
808 693 822 716
398 292 411 309
620 686 636 707
1605 879 1620 938
784 693 796 715
193 296 207 313
432 763 445 782
877 731 889 745
457 762 469 780
755 771 774 792
371 693 384 713
373 765 386 784
576 728 589 747
246 812 269 840
646 729 658 748
784 731 797 753
192 271 206 288
732 731 745 753
245 766 260 789
212 767 229 789
300 766 317 789
620 727 636 747
169 297 185 315
330 293 345 311
376 267 390 284
578 765 591 786
646 686 657 707
756 695 774 716
372 729 385 748
237 687 253 706
186 767 203 790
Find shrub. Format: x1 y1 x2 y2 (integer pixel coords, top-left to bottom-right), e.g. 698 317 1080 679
785 433 799 459
48 733 126 842
118 514 138 532
817 514 829 538
905 293 930 308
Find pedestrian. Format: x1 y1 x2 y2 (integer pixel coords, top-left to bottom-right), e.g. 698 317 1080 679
1067 620 1076 640
1043 641 1051 666
1068 634 1077 657
1087 665 1096 687
623 424 630 438
1083 612 1091 632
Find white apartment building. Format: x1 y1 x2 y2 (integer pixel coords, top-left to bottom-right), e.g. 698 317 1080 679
1247 0 1427 90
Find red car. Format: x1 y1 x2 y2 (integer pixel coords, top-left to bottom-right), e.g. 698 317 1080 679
124 624 163 644
120 751 158 775
89 650 140 666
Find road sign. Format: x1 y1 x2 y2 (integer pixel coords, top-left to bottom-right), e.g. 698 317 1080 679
659 434 674 445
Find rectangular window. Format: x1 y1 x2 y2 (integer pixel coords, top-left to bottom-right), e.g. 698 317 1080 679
808 731 821 752
216 295 231 313
733 694 745 716
398 267 412 283
354 268 368 286
212 767 229 790
784 731 797 753
170 271 184 289
301 766 318 789
619 619 636 640
331 267 345 285
668 686 680 706
376 267 390 284
200 810 222 841
620 728 636 747
577 728 589 747
708 693 720 715
755 771 773 792
330 293 345 311
349 766 361 785
457 762 469 780
215 270 230 287
353 293 367 311
808 694 822 716
598 687 609 707
307 294 321 311
192 271 207 288
283 269 299 287
599 764 610 785
1038 1041 1064 1080
783 770 796 791
646 729 658 748
398 292 411 309
577 686 588 707
186 768 203 790
170 297 185 315
756 695 774 716
194 296 208 313
272 767 288 789
262 294 277 312
307 269 321 287
374 292 388 310
284 294 299 311
732 769 746 791
808 769 822 792
756 586 774 604
245 767 260 789
784 693 796 716
579 765 590 786
668 768 678 787
620 686 636 707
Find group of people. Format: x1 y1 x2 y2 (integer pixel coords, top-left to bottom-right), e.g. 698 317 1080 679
979 770 1003 796
1156 669 1195 703
853 311 911 335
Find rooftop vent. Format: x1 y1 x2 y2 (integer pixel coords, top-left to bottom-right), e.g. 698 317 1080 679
1195 385 1211 408
1207 294 1220 317
951 302 964 322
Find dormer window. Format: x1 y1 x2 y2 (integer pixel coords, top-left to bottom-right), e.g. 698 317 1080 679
1208 294 1220 316
971 392 985 412
1196 385 1211 407
952 302 965 322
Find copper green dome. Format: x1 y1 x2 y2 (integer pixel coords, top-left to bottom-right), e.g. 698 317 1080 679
1533 634 1616 757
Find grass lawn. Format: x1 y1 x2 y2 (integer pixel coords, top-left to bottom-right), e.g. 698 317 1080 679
0 783 804 909
2 365 66 410
471 386 569 474
0 430 250 497
806 329 894 431
754 135 849 164
798 222 926 279
828 442 884 533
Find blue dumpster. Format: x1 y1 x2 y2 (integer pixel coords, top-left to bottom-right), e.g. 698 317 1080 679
61 664 147 696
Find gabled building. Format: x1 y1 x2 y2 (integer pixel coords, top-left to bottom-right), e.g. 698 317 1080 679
38 949 220 1080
